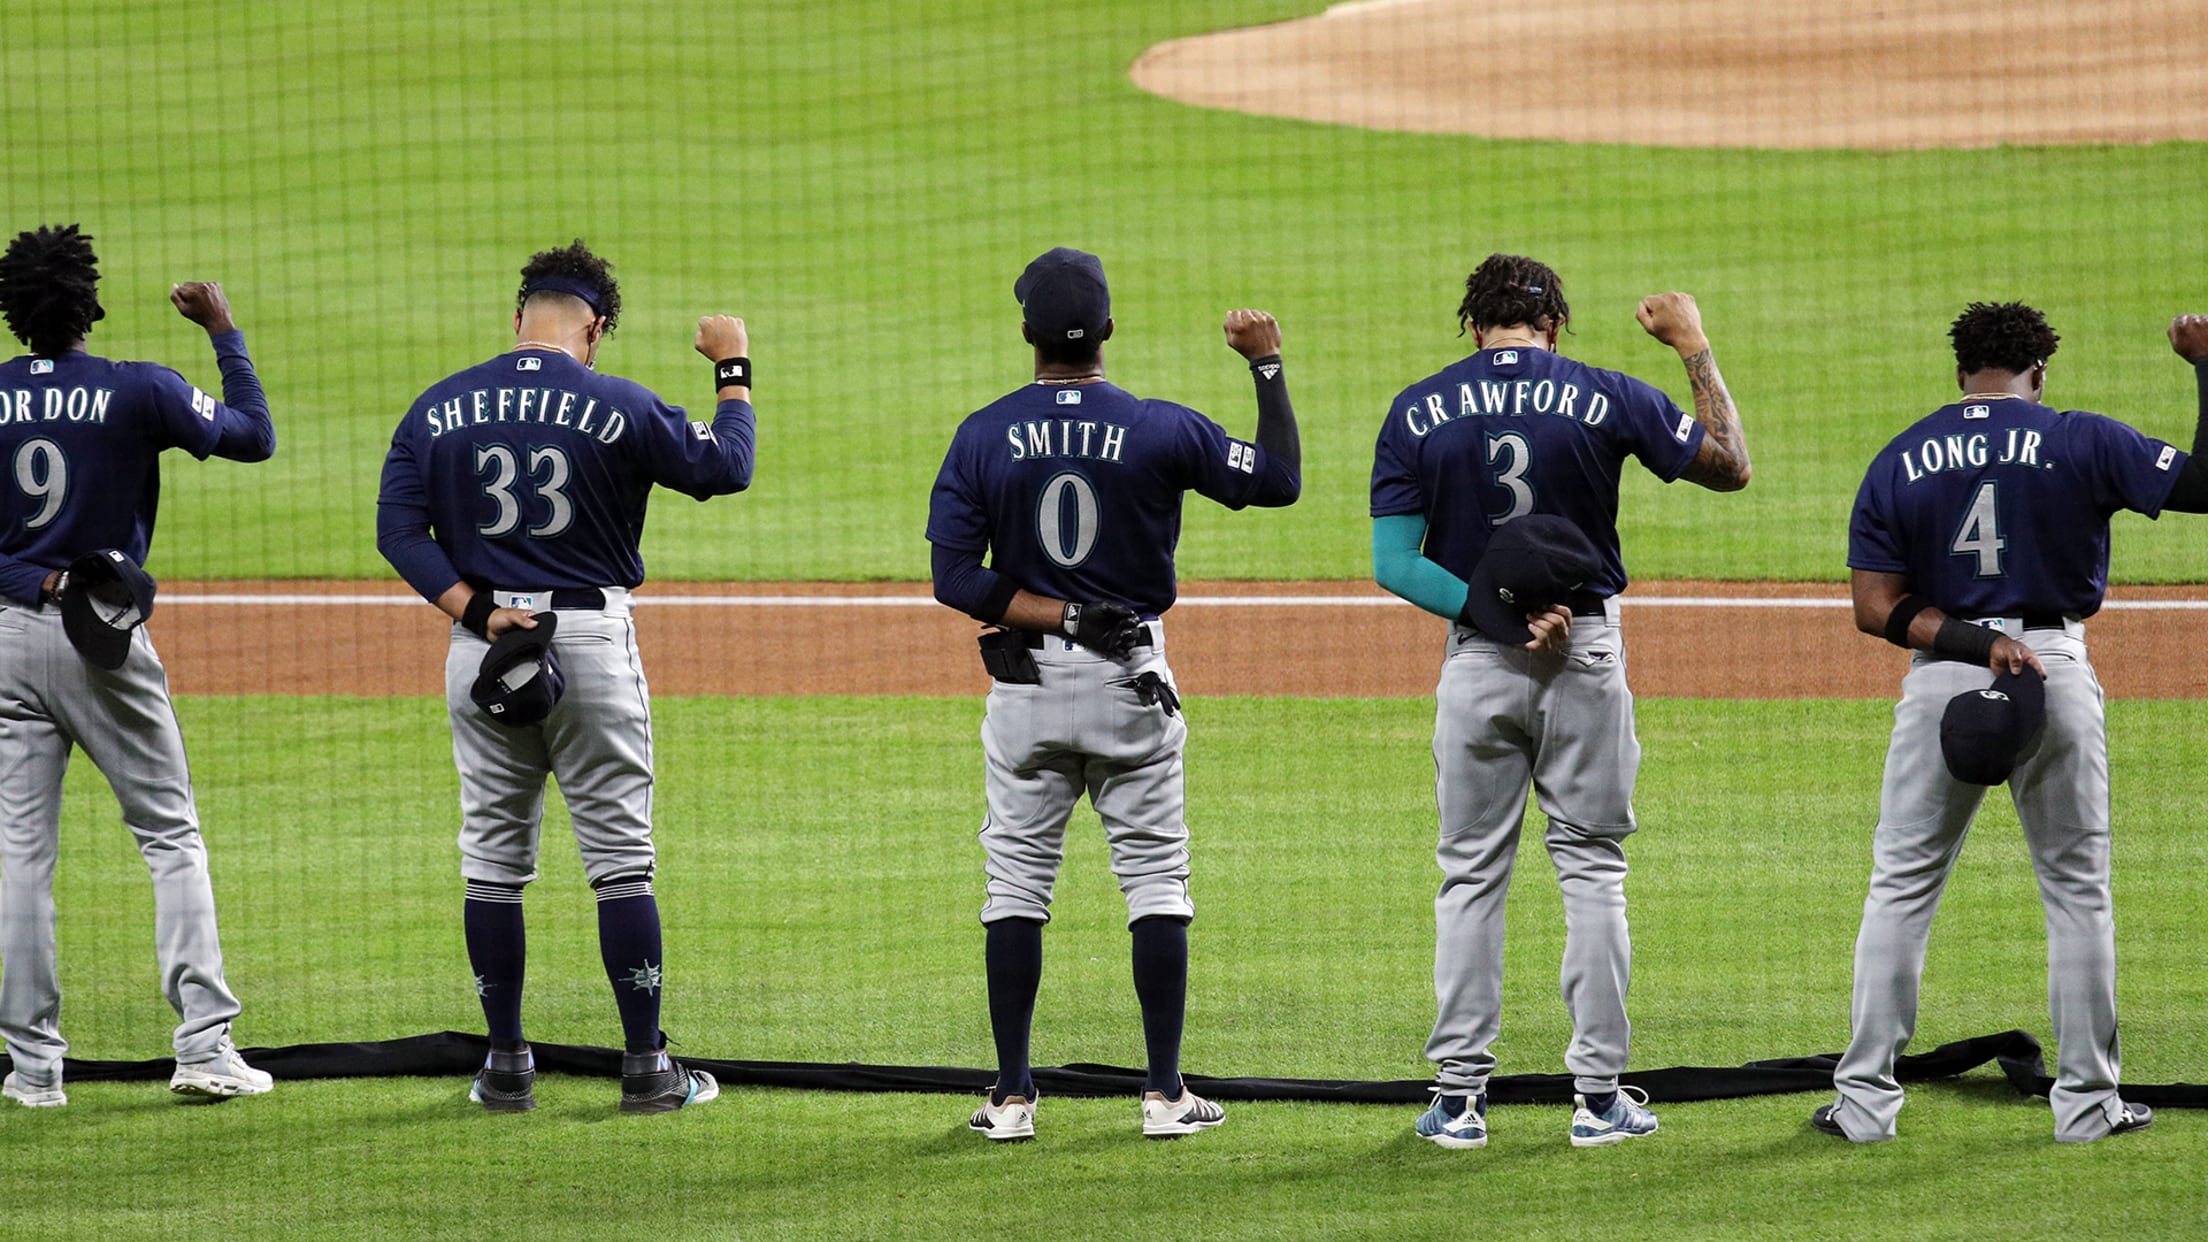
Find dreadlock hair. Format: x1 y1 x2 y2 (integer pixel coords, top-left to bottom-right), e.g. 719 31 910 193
1949 301 2058 375
1457 253 1569 338
0 224 104 357
516 239 621 333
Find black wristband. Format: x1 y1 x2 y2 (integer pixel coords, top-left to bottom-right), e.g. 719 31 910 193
1060 600 1082 638
714 357 751 389
461 591 498 639
1883 594 1933 648
1931 617 2000 666
1248 354 1283 381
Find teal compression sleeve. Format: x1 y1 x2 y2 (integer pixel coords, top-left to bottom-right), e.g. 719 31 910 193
1372 514 1471 621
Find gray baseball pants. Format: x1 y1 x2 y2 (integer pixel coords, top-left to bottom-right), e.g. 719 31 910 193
0 604 243 1083
445 590 656 887
1833 623 2123 1143
1427 608 1638 1097
977 623 1193 927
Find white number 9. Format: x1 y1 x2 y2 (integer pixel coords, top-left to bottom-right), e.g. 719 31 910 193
14 439 67 530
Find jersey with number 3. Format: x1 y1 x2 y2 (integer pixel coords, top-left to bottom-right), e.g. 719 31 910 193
1848 400 2185 617
926 383 1271 617
377 348 752 591
1369 348 1704 595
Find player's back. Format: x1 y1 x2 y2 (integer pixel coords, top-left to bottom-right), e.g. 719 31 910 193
1852 399 2183 618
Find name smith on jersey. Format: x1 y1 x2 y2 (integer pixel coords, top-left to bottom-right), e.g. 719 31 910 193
1004 418 1127 462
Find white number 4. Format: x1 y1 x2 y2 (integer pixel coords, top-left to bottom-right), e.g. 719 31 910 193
1950 481 2005 578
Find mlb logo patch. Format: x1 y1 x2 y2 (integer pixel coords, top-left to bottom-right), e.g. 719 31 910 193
517 357 542 372
1964 404 1989 419
2157 445 2177 470
1055 389 1082 406
1495 350 1519 366
30 359 53 376
1674 413 1694 443
690 421 715 442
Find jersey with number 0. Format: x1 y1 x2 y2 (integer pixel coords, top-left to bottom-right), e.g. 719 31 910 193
378 348 752 592
926 382 1270 617
1847 399 2185 617
0 349 261 577
1369 348 1704 595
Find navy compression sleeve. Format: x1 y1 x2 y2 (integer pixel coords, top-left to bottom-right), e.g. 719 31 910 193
931 542 1019 623
206 331 275 462
2164 362 2208 513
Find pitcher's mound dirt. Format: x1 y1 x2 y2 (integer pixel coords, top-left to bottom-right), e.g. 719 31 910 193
1131 0 2208 149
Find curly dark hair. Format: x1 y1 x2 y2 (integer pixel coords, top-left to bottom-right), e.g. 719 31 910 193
1457 253 1569 337
517 239 620 332
0 224 104 357
1949 301 2058 375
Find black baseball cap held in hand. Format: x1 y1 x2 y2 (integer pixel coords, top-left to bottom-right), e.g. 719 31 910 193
61 549 156 670
471 613 566 727
1015 247 1110 343
1461 515 1604 647
1940 668 2048 786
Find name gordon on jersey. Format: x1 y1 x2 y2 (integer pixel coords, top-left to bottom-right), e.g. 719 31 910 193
1898 427 2045 483
421 387 630 443
1004 419 1128 462
1399 379 1613 437
0 385 115 425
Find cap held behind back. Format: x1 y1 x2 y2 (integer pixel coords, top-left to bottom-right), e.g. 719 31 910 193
470 613 567 727
1940 668 2048 786
61 549 156 671
1461 515 1603 647
1015 247 1110 343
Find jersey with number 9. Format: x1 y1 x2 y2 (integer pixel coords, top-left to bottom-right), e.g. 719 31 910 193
1847 399 2186 617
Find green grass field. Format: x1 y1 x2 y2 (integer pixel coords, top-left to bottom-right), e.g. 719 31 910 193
5 696 2205 1239
6 2 2205 583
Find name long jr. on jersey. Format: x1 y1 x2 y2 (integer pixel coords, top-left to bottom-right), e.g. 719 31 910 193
1898 424 2048 482
1400 374 1615 438
420 385 629 444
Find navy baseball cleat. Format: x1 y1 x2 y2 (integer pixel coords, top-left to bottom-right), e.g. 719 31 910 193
1570 1086 1658 1147
1415 1091 1488 1149
1141 1088 1226 1138
968 1091 1037 1141
2106 1101 2154 1137
1809 1103 1846 1137
469 1044 537 1113
620 1049 718 1114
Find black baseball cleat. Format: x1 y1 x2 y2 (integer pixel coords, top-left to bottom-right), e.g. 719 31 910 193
1809 1103 1845 1137
470 1044 537 1113
2108 1101 2154 1136
620 1049 720 1115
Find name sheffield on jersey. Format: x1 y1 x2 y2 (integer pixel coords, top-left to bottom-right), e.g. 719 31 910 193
419 383 633 444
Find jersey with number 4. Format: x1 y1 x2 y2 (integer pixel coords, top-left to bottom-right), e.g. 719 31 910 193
1848 399 2185 618
1369 348 1704 595
926 382 1271 617
377 348 753 592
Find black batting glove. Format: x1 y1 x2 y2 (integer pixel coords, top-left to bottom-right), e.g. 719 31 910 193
1063 600 1141 659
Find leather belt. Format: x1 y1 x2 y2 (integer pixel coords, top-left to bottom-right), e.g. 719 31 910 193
1022 628 1156 650
497 587 607 610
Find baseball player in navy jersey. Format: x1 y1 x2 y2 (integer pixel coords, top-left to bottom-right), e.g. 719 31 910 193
375 241 755 1114
0 224 277 1107
928 247 1300 1140
1812 303 2208 1144
1370 254 1754 1149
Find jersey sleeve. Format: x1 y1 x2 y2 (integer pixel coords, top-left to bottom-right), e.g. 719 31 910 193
925 426 991 553
1846 459 1908 573
373 412 466 602
1609 373 1704 483
1369 405 1425 518
134 364 229 458
1172 403 1269 511
2076 412 2186 518
635 390 755 501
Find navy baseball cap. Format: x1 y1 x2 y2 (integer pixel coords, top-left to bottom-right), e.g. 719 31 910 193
1015 247 1110 343
471 613 566 727
1461 515 1603 647
60 549 155 671
1940 668 2047 785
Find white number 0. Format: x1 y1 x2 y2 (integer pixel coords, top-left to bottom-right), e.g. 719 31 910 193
1036 472 1099 568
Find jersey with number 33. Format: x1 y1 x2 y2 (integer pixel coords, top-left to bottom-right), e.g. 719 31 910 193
1370 348 1704 596
927 383 1270 617
377 348 753 593
1848 400 2185 618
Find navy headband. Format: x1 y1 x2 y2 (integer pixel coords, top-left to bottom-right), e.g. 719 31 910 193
522 275 605 314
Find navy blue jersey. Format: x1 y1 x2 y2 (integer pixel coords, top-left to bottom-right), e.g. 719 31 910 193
1847 398 2184 617
376 347 754 599
1369 348 1704 595
0 335 273 604
926 382 1272 617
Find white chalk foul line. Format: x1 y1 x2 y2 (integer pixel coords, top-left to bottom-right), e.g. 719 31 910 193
159 593 2208 610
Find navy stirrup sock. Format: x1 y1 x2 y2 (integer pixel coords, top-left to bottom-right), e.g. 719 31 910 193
594 876 665 1055
1131 916 1190 1097
985 918 1043 1104
1583 1090 1618 1116
463 881 527 1047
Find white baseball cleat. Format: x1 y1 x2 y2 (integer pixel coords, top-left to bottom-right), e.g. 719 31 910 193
1141 1087 1226 1138
169 1045 274 1098
3 1071 67 1108
1570 1085 1658 1147
968 1093 1037 1141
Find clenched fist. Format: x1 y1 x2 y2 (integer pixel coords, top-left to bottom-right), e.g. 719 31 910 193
1223 309 1282 360
171 282 235 335
2170 314 2208 365
694 315 749 361
1636 292 1708 355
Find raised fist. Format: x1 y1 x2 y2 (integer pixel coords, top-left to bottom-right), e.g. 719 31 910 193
1223 309 1283 360
1636 292 1707 354
2169 314 2208 365
171 282 235 335
695 315 749 362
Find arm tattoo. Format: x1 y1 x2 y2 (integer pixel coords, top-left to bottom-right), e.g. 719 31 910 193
1679 347 1750 490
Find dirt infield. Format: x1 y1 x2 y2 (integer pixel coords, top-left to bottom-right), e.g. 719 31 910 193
1130 0 2208 149
152 581 2204 699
